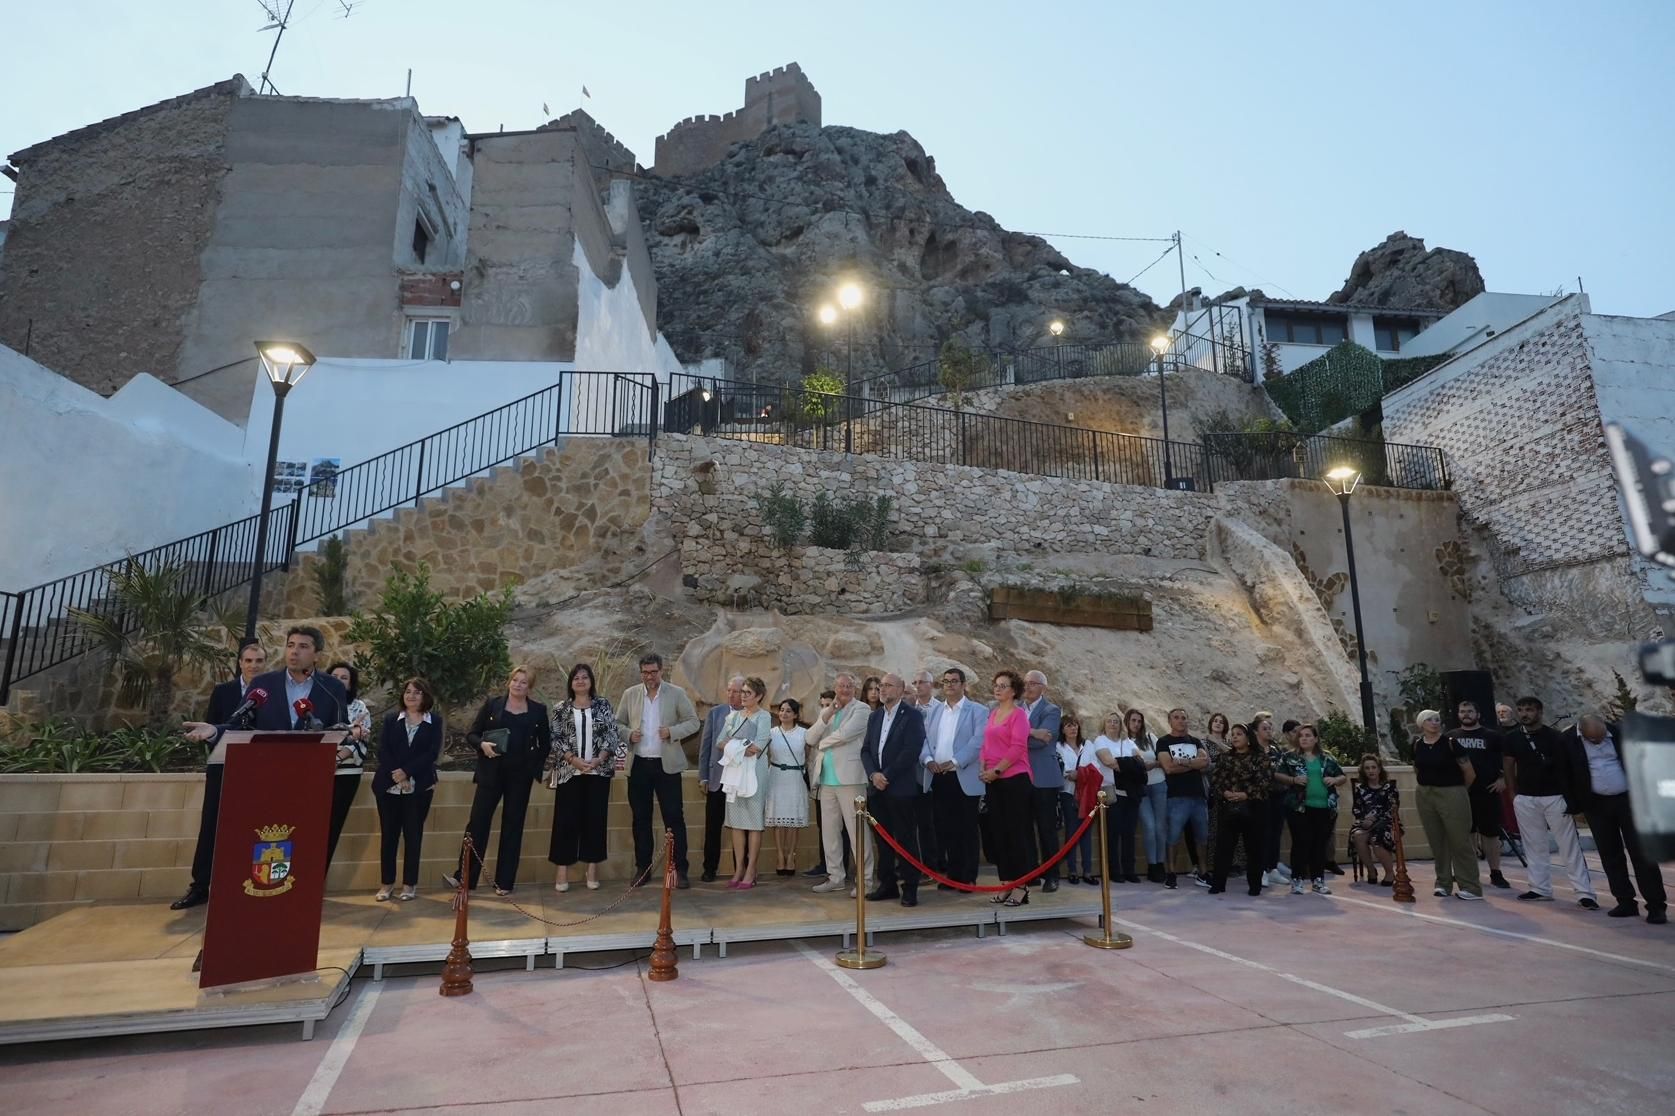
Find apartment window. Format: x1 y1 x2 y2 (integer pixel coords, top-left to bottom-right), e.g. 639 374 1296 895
407 318 450 361
1374 317 1422 353
411 218 431 264
1265 311 1347 346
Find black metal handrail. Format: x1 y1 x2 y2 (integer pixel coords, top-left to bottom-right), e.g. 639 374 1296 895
1202 432 1450 491
0 371 659 703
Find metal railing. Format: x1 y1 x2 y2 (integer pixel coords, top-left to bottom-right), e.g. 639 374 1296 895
1202 432 1450 491
0 371 659 703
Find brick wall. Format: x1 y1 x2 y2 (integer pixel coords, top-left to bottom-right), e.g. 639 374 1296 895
398 271 463 308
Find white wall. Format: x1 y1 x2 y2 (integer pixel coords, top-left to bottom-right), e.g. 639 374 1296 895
1400 292 1563 359
0 345 255 589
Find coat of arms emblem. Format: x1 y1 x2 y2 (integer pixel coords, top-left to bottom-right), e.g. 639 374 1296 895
245 824 297 897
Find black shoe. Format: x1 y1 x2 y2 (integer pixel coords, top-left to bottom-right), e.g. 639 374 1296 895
1489 871 1511 889
803 864 827 877
1608 902 1639 918
1124 874 1142 884
936 882 958 892
1578 897 1600 911
1207 885 1225 894
676 874 691 890
900 894 919 908
169 888 208 911
1147 863 1165 883
1042 879 1059 893
631 870 651 888
1517 891 1552 902
1325 863 1345 876
1649 908 1668 925
1085 875 1101 886
1003 891 1030 907
1164 873 1178 890
700 870 717 883
865 887 901 902
1248 885 1262 896
1064 875 1081 885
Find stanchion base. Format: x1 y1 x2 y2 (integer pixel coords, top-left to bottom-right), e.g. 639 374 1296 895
1082 932 1133 950
835 949 887 970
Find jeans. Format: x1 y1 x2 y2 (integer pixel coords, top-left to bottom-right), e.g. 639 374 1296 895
1138 781 1168 863
1165 796 1209 867
1059 792 1093 875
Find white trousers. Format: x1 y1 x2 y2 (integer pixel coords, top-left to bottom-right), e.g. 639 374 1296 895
819 782 875 889
1513 794 1595 899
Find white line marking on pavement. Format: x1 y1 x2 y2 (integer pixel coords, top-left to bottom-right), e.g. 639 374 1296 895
792 941 1079 1110
1107 915 1514 1040
1324 893 1675 976
292 980 381 1116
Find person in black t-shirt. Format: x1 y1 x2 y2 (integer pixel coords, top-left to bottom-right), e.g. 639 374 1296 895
1411 710 1483 899
1449 701 1510 889
1504 697 1598 908
1156 709 1210 889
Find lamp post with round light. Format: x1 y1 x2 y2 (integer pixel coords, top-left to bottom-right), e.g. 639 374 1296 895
1049 318 1065 378
1324 464 1378 736
818 281 865 453
1150 334 1173 485
245 341 317 638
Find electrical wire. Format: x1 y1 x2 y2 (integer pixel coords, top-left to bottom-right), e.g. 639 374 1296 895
1124 244 1179 286
1181 232 1298 299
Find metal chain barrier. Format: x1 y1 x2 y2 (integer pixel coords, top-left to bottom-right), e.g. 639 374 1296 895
867 807 1098 893
452 832 669 929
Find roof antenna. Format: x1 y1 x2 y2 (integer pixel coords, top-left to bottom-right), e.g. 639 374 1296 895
255 0 297 95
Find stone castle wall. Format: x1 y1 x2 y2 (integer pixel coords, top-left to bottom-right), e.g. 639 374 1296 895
652 63 821 177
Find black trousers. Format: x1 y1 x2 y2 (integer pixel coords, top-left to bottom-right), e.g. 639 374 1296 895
458 766 538 890
1214 800 1267 893
1031 786 1063 882
702 786 728 876
628 756 688 875
916 789 942 875
550 774 612 866
1319 808 1339 867
1108 793 1141 878
1589 793 1668 911
326 773 362 871
187 765 225 893
1264 794 1290 870
376 788 434 886
869 793 921 897
987 775 1035 885
1288 806 1332 882
931 772 980 884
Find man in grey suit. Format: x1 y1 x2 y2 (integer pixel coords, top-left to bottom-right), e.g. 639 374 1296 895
1023 670 1064 892
921 667 986 888
618 653 702 888
697 675 746 883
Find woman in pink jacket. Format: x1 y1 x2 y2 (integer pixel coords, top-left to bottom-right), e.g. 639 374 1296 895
981 669 1035 908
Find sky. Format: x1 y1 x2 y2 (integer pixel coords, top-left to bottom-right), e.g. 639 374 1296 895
3 0 1673 316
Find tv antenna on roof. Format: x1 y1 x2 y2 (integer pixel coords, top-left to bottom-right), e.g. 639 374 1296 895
254 0 296 95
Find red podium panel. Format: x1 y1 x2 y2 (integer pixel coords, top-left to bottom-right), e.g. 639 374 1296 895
200 732 341 989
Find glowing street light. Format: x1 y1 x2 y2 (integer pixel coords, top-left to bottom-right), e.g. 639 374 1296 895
838 281 863 311
1048 319 1065 338
818 304 838 326
1150 334 1176 485
1324 464 1376 735
246 340 319 637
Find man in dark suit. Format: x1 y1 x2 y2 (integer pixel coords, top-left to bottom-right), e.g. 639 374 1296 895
1562 715 1668 924
176 627 349 909
172 638 267 910
862 673 929 906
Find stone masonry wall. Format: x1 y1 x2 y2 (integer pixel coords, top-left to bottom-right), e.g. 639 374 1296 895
652 63 821 177
678 539 924 614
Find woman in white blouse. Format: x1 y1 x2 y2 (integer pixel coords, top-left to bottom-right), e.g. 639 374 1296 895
1121 708 1168 882
722 677 773 890
547 663 625 892
1091 712 1145 883
765 698 810 876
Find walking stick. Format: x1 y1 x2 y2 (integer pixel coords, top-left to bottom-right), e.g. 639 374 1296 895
1084 791 1133 950
836 795 886 970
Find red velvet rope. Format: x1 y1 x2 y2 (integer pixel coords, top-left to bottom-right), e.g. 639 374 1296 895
868 806 1099 893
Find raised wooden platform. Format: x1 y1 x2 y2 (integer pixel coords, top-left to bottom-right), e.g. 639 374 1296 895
0 876 1102 1044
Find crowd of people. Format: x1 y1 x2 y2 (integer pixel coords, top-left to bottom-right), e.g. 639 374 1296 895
168 634 1667 928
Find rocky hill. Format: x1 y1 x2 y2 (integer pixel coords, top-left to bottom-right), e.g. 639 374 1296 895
633 123 1166 383
1328 230 1484 311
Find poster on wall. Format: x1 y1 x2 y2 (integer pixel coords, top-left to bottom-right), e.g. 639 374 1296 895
308 458 341 499
272 460 307 494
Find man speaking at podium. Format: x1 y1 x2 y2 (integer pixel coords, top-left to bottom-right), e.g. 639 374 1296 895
172 626 348 909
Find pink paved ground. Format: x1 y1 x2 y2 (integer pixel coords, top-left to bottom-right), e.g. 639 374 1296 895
2 852 1671 1116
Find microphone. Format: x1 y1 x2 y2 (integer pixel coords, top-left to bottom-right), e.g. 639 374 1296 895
293 697 320 730
227 687 269 726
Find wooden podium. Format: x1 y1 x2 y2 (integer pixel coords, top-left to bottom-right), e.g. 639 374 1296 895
199 731 344 989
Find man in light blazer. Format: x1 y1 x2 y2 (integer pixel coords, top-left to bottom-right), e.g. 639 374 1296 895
1023 670 1064 892
921 667 986 888
618 653 702 888
862 674 929 906
697 675 745 882
807 672 876 896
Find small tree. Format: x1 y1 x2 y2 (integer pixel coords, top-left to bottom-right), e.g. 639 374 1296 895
311 535 351 615
760 483 806 547
1606 669 1640 722
798 368 845 426
346 564 513 716
1316 710 1378 766
938 338 990 410
72 559 226 725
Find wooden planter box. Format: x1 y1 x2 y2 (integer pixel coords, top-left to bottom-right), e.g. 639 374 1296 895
987 586 1153 630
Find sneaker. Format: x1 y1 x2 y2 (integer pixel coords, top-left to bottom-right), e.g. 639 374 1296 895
1164 873 1178 890
1262 870 1284 887
1290 879 1305 895
1433 887 1450 898
1455 891 1483 901
1192 873 1212 888
1275 863 1293 881
1608 902 1639 918
1517 891 1553 902
1578 897 1600 911
811 879 847 893
1489 871 1511 889
1649 909 1668 925
1311 879 1332 895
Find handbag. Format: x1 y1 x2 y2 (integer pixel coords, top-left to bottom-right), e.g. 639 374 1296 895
482 728 511 756
1114 755 1148 794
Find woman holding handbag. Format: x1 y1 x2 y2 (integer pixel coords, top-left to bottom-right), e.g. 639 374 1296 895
1090 712 1147 883
373 678 442 902
547 663 624 892
445 665 551 896
720 677 773 890
1209 722 1271 896
765 698 809 876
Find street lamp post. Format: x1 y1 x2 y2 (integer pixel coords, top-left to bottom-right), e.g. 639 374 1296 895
818 282 865 454
1325 465 1378 737
1151 334 1173 485
1049 318 1065 379
245 341 317 639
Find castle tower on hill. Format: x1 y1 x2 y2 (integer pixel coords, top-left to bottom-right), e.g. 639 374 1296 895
652 63 821 177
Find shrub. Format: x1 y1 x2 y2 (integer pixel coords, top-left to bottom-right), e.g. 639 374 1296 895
937 339 992 409
798 369 845 425
312 535 351 615
1607 669 1639 721
346 564 513 715
1317 710 1378 766
760 483 805 547
808 492 851 549
807 492 894 551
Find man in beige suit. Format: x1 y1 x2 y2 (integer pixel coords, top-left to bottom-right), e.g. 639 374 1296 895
618 652 701 888
807 672 876 896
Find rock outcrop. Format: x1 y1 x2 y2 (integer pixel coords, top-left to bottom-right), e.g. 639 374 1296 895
634 123 1166 383
1328 230 1484 311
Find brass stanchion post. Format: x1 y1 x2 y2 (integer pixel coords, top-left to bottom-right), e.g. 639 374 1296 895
440 834 475 996
648 828 680 981
1083 791 1133 950
836 794 885 970
1391 806 1416 904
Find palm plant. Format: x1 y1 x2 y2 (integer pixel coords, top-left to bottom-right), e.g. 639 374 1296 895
71 559 227 725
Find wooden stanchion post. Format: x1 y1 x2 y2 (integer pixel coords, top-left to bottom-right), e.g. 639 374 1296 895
1391 808 1416 904
1083 791 1133 950
440 834 475 996
648 828 680 982
836 795 885 970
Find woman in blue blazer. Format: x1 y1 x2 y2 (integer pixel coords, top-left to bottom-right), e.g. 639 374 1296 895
373 677 443 901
